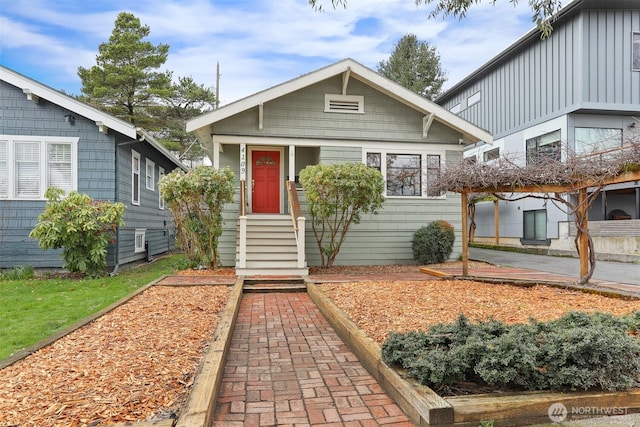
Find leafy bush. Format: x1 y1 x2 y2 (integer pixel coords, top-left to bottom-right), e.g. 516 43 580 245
30 188 125 277
412 220 455 264
381 311 640 393
299 162 385 268
159 166 235 269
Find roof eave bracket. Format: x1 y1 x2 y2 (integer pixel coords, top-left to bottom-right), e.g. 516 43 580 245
422 113 435 138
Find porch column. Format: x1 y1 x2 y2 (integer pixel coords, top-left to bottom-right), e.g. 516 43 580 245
289 145 296 182
213 141 220 169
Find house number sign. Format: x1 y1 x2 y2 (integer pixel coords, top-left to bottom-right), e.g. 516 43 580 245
240 145 246 180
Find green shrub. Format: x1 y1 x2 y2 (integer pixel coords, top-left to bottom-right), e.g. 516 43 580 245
381 311 640 393
412 220 455 264
159 166 235 269
299 162 385 268
29 188 125 277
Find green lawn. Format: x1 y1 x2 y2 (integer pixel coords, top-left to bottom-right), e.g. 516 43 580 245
0 254 187 362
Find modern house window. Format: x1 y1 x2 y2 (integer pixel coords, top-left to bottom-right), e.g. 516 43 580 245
158 167 165 210
146 159 155 190
134 229 146 253
467 91 481 107
132 150 140 205
633 32 640 71
366 151 442 198
0 135 77 199
526 130 561 165
574 128 622 155
465 155 477 164
523 209 548 243
449 103 461 114
324 94 364 113
483 147 500 162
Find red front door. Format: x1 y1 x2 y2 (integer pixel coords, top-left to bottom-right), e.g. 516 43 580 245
252 150 280 213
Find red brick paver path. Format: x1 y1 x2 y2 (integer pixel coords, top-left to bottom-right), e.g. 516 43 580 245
213 292 413 426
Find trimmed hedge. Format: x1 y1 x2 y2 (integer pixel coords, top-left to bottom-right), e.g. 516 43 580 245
412 220 455 264
381 311 640 392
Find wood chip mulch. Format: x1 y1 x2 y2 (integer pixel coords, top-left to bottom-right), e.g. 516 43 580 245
320 279 640 345
0 285 231 427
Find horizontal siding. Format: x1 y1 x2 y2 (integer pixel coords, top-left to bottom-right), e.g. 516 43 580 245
213 77 462 144
302 194 463 266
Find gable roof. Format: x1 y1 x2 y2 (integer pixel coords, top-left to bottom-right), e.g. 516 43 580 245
0 65 186 171
186 58 492 145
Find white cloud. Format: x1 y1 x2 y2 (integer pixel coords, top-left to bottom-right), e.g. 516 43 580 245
1 0 539 101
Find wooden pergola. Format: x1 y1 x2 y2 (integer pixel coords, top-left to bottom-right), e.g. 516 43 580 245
459 169 640 280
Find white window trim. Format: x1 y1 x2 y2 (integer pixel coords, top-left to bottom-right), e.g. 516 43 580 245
134 229 146 253
0 135 78 200
146 158 155 191
363 149 445 200
633 31 640 72
158 166 165 210
132 150 141 206
324 94 364 114
449 103 461 114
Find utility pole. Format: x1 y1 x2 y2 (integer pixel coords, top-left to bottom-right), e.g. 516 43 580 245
215 62 220 109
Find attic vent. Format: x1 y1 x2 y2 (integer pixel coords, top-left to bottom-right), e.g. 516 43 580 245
324 94 364 114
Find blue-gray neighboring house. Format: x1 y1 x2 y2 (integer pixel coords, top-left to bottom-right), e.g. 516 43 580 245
0 65 187 270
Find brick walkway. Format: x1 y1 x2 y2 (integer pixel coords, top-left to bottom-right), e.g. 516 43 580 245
212 292 414 426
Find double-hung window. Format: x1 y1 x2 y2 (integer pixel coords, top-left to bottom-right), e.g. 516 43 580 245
132 150 141 205
365 151 442 198
146 159 155 190
0 135 77 199
526 130 561 165
158 167 165 210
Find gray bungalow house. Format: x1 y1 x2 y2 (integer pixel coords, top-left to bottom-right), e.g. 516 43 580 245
437 0 640 262
0 66 187 270
186 58 492 275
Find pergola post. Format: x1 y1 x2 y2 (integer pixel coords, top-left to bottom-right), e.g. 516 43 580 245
461 191 469 276
578 188 589 278
494 199 500 245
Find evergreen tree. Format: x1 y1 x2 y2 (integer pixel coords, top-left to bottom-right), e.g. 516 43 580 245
78 12 172 126
377 34 446 100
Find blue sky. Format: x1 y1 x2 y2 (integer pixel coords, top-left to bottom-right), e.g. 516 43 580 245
1 0 540 105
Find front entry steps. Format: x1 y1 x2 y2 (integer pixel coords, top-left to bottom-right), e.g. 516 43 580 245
242 277 307 293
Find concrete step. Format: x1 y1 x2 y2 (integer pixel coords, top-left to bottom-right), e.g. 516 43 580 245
243 277 307 293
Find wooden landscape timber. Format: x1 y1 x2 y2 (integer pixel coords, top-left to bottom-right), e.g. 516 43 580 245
307 280 640 426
